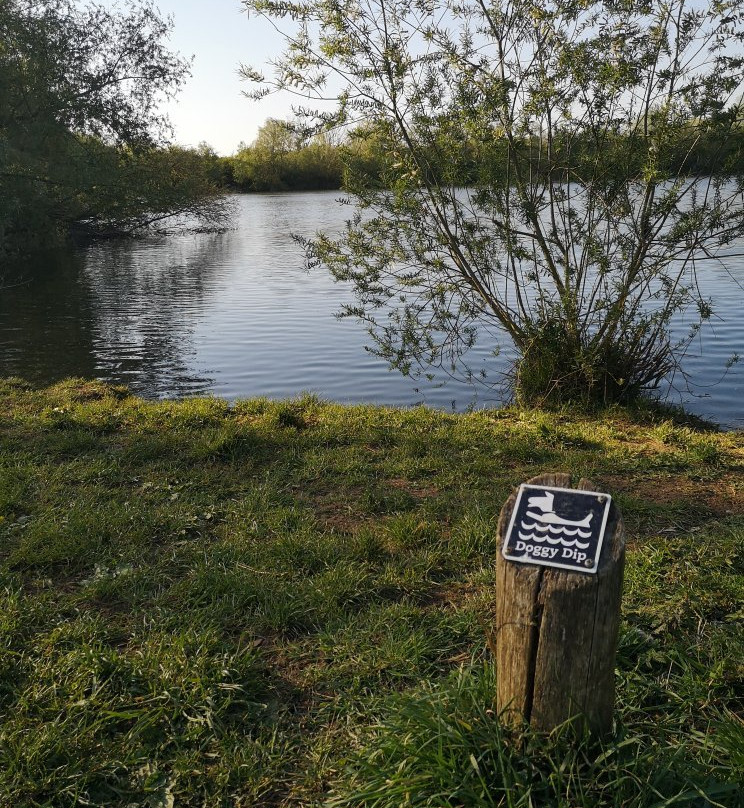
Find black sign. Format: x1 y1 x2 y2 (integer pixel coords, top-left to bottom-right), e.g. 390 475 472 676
502 485 612 574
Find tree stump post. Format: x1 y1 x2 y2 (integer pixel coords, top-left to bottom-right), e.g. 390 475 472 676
494 473 625 736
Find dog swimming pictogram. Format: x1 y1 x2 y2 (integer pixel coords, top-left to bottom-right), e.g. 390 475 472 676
518 491 592 548
502 484 612 574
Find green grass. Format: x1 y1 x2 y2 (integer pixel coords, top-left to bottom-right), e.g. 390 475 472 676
0 377 742 807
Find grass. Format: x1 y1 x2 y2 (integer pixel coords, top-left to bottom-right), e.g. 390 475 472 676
0 377 741 807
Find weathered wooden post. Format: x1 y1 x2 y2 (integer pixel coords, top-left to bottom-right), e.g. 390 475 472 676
494 473 625 736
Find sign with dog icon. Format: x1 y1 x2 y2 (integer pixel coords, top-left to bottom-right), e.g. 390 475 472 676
501 484 612 574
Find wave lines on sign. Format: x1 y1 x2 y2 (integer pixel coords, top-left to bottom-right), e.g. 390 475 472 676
517 531 590 549
520 521 592 538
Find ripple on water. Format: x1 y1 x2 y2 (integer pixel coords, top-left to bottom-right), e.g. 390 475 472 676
0 192 742 427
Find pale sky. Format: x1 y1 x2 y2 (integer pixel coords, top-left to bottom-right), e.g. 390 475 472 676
142 0 294 155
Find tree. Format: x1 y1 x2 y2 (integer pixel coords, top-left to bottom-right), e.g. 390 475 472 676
0 0 229 255
243 0 744 406
239 118 300 189
229 118 343 190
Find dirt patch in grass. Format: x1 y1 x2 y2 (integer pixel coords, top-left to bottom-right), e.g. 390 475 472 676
603 472 744 517
421 581 479 611
305 487 369 533
386 478 439 499
300 477 439 533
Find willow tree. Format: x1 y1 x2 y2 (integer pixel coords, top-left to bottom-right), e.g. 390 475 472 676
243 0 744 405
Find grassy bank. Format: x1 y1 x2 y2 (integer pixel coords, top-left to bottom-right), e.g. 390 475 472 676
0 378 742 807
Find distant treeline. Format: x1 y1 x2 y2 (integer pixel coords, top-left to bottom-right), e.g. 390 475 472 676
205 117 744 194
201 119 377 192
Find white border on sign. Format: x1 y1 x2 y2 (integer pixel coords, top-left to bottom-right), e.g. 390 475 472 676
501 484 613 574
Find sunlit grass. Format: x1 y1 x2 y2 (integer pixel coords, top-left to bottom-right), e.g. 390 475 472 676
0 378 741 806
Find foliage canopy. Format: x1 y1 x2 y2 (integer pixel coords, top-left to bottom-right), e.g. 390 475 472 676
229 118 344 190
244 0 744 406
0 0 229 255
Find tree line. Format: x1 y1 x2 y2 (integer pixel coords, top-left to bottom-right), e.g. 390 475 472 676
208 117 744 194
2 0 739 265
204 119 378 193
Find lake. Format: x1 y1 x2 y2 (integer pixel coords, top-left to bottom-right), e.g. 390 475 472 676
1 192 742 428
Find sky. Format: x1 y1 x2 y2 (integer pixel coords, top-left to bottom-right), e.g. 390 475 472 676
135 0 295 155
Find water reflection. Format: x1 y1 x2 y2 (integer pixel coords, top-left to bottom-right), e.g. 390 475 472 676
0 250 99 383
0 192 741 428
81 234 231 397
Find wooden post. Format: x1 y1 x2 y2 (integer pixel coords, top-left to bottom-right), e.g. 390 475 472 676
494 473 625 736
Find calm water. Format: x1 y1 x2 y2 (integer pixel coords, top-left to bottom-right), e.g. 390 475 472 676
1 192 742 427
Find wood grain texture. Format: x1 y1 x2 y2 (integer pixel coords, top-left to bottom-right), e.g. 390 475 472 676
494 473 625 736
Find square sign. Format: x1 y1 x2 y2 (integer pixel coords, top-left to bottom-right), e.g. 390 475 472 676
502 485 612 574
